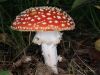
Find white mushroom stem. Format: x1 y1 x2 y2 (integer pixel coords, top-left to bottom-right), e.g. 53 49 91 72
32 31 63 74
42 43 58 74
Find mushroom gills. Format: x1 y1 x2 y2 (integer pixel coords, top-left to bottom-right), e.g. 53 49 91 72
32 31 63 74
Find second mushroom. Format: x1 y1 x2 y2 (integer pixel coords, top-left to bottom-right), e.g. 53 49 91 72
11 6 75 74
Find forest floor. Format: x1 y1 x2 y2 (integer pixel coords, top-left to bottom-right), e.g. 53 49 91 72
0 32 100 75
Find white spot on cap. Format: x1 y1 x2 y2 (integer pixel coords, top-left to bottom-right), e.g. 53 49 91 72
47 13 51 16
26 27 29 30
21 14 26 17
68 17 72 21
35 27 38 29
23 22 26 24
18 26 20 29
65 27 68 30
24 14 27 16
54 20 59 23
63 11 67 15
55 7 61 11
34 15 38 18
55 26 58 29
62 16 66 19
47 27 50 29
53 11 56 14
19 26 22 29
30 27 32 30
65 14 68 17
49 20 53 23
25 18 28 20
16 16 20 20
40 27 43 29
37 17 41 20
38 12 41 14
42 22 47 25
50 25 54 27
42 15 46 18
23 27 26 29
21 11 26 14
31 9 36 12
16 17 20 20
34 23 36 26
47 17 52 20
25 9 29 13
21 18 24 20
57 12 60 15
57 16 61 19
13 22 17 25
63 21 67 22
14 27 17 29
28 17 31 20
40 9 44 11
53 16 56 18
48 10 51 12
35 8 39 10
41 13 44 14
62 24 65 27
16 20 19 22
26 14 29 16
70 21 74 24
67 23 70 26
31 19 34 21
17 22 21 24
51 7 55 11
28 23 32 26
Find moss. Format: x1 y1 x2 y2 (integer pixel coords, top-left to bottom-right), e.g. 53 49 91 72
0 70 11 75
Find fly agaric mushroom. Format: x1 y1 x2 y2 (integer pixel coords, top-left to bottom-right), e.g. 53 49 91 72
11 6 75 74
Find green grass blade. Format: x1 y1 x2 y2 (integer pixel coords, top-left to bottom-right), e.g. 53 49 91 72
89 6 100 33
72 0 87 9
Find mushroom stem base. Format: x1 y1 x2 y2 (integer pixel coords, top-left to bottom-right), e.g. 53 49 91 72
41 43 58 74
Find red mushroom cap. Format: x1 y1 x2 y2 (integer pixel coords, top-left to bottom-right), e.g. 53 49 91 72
11 6 75 31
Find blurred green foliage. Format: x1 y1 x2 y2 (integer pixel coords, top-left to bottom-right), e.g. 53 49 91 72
72 0 87 9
